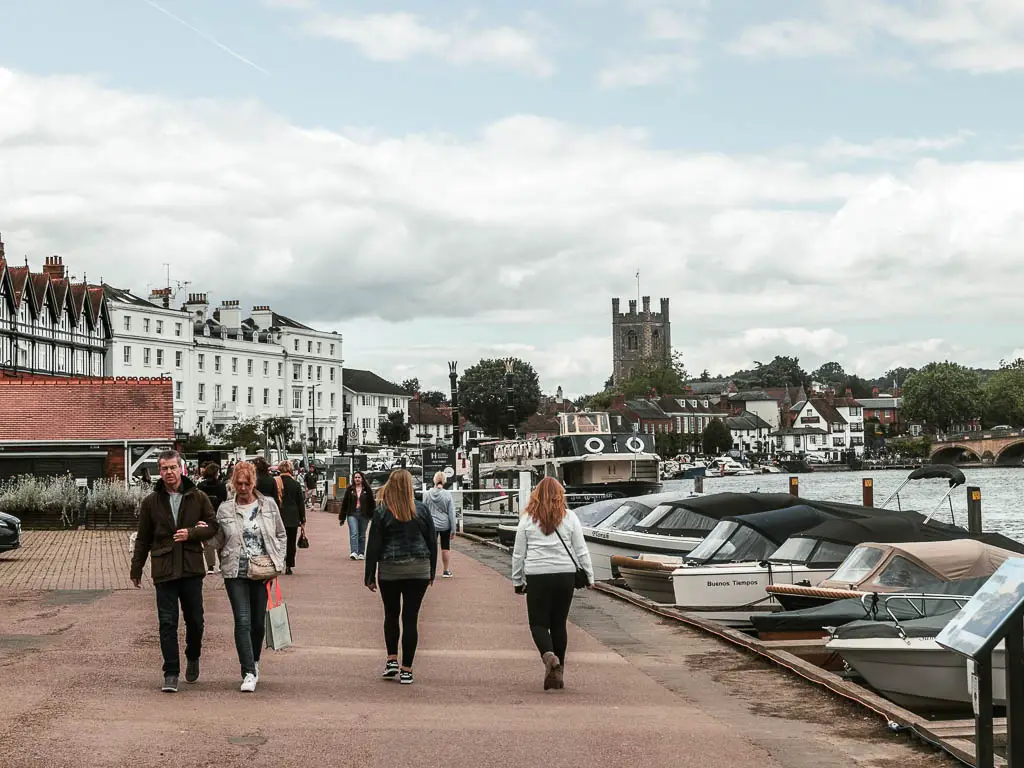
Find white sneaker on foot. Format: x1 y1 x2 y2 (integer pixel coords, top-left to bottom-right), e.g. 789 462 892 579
357 554 365 560
240 673 257 693
349 553 357 560
254 661 260 682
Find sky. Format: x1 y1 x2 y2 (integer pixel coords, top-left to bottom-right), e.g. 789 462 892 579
3 0 1024 397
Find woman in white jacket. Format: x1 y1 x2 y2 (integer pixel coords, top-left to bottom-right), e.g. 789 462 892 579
511 477 594 690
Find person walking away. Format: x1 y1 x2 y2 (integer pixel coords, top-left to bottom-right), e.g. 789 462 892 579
212 461 287 693
340 471 374 560
511 477 594 691
364 469 437 685
196 462 228 574
276 460 307 575
304 467 318 509
423 471 457 578
130 450 218 693
253 457 281 508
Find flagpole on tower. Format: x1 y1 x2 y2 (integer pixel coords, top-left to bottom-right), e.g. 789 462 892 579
636 270 640 309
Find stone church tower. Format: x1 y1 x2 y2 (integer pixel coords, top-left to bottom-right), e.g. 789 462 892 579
612 296 671 386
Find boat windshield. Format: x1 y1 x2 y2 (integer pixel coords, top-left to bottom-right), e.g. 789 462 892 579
634 505 718 537
575 500 621 527
686 522 776 564
595 502 648 532
809 541 854 567
769 537 816 564
634 504 675 529
872 556 940 590
829 545 885 584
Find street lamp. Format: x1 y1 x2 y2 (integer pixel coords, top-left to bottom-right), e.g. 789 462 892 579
309 382 322 469
448 361 460 450
503 357 516 440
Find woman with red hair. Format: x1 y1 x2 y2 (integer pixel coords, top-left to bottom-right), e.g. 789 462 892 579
511 477 594 690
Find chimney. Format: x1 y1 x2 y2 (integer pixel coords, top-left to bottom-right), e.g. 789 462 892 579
660 297 669 320
184 293 209 321
872 386 879 397
642 295 651 314
0 233 5 259
845 388 852 398
149 287 171 309
43 255 67 279
612 297 620 317
251 304 274 331
628 299 637 314
219 300 242 330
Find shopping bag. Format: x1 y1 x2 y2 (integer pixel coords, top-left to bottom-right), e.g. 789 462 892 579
265 578 293 650
297 527 309 549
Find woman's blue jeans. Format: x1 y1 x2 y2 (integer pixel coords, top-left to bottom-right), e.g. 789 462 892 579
347 515 368 556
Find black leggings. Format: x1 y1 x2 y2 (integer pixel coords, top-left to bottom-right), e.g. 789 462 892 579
379 578 429 668
526 572 575 665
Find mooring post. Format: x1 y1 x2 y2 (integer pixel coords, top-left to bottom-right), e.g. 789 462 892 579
967 486 982 535
694 475 704 494
862 477 873 507
788 476 799 497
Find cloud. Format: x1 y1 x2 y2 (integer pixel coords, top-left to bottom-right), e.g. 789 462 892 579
729 0 1024 73
296 11 553 76
597 53 697 88
815 130 974 162
2 68 1024 396
597 1 706 87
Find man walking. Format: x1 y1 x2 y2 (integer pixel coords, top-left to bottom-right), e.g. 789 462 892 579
130 450 218 693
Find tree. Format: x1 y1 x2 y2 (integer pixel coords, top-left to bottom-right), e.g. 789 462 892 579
401 378 420 395
420 390 448 407
378 411 411 447
812 361 846 386
901 362 982 433
221 418 264 453
882 367 918 390
843 374 875 399
753 356 810 389
618 350 688 398
263 416 294 446
702 418 733 455
179 433 209 454
459 358 542 437
983 358 1024 427
699 369 711 381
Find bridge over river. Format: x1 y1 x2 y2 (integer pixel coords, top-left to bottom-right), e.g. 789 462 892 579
930 429 1024 465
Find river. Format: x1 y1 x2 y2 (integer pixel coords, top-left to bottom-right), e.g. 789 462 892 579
661 467 1024 540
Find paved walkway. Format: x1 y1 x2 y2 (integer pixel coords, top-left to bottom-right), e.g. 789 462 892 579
0 529 137 590
0 511 950 768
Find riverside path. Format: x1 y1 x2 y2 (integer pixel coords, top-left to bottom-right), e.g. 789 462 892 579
0 510 952 768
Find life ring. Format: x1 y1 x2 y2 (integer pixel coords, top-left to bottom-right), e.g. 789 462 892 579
682 453 691 464
585 437 605 454
626 437 644 453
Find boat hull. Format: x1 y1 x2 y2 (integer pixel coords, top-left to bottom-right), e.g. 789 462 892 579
583 529 701 582
613 557 680 603
827 637 1006 713
461 510 520 534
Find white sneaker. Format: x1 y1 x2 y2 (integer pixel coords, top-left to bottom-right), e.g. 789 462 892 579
254 661 260 682
240 673 257 693
349 553 357 560
357 554 365 560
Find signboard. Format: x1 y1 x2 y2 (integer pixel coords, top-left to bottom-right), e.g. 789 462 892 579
423 447 455 483
936 558 1024 660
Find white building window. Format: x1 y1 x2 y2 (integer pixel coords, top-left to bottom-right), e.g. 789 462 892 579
293 364 301 381
308 390 314 407
231 357 238 374
317 391 323 408
278 389 283 406
361 395 369 406
307 341 312 353
231 386 238 402
293 339 299 351
263 388 269 405
247 359 253 375
307 365 312 380
330 344 335 355
247 387 253 405
198 383 205 402
317 342 322 354
123 316 131 331
156 320 163 334
215 384 222 402
174 322 182 337
330 393 336 408
317 366 322 381
330 368 335 381
197 354 205 372
292 388 302 410
156 349 163 367
123 346 131 364
175 381 182 400
362 418 372 429
263 361 269 376
175 351 183 368
143 347 151 365
143 318 150 333
277 362 283 377
215 355 221 372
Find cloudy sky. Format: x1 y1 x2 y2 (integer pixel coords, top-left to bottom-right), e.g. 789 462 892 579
3 1 1024 396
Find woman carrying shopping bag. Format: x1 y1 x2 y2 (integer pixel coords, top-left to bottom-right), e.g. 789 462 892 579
212 460 287 693
363 470 437 685
511 477 594 691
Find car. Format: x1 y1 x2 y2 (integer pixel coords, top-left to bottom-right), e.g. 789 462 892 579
0 511 22 553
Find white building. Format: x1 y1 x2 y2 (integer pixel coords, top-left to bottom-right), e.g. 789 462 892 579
343 369 412 446
723 411 774 454
408 399 453 447
103 288 344 446
774 396 865 458
0 253 109 378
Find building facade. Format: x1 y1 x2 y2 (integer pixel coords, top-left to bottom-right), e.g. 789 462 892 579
104 288 344 446
611 296 671 385
343 369 412 446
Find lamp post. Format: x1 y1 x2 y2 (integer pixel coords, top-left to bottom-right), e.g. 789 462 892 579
309 382 322 469
503 357 516 440
448 361 460 450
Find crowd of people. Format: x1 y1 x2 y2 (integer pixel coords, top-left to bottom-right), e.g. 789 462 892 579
130 452 595 695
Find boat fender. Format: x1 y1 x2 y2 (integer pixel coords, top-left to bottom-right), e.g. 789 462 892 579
626 436 644 453
584 437 605 454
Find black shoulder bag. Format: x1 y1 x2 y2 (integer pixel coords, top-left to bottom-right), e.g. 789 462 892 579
554 526 590 590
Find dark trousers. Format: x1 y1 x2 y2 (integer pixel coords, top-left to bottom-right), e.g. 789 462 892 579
285 526 298 568
154 576 205 676
379 578 429 668
224 578 267 676
525 572 575 664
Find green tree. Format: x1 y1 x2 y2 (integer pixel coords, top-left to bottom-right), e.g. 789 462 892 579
459 358 542 437
619 350 688 398
753 356 810 389
378 411 411 447
401 378 420 395
983 358 1024 427
702 418 733 455
420 390 448 407
699 369 711 381
262 416 294 445
221 418 264 453
882 367 918 390
843 374 875 399
812 361 846 386
179 433 209 454
901 362 982 433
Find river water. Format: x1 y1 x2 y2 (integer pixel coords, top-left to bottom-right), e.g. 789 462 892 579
662 467 1024 541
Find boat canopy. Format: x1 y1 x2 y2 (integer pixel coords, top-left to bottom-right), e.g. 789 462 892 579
686 505 836 565
574 497 631 527
907 464 966 485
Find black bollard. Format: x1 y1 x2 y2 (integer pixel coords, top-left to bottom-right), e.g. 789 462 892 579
967 486 982 535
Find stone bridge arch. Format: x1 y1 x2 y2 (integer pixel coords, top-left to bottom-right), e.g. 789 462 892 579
995 439 1024 466
930 444 981 464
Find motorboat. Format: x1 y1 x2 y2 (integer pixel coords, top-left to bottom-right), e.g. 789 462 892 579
496 496 623 547
767 539 1020 611
459 466 540 535
587 492 803 583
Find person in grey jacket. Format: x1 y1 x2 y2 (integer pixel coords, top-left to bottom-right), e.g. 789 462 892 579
212 461 287 693
422 471 457 578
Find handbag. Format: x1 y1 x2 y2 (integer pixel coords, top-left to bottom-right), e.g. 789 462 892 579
247 554 277 581
265 578 293 651
297 527 309 549
554 527 590 590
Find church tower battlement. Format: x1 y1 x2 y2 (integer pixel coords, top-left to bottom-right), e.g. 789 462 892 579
612 296 671 386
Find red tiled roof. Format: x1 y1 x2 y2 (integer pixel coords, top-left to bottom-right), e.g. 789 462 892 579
87 286 105 325
50 278 70 316
69 283 89 322
0 378 174 442
407 400 450 426
8 265 29 307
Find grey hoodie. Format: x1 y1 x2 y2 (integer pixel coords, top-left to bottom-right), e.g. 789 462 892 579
423 486 457 533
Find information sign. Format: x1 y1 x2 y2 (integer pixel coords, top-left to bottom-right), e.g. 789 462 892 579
936 558 1024 660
